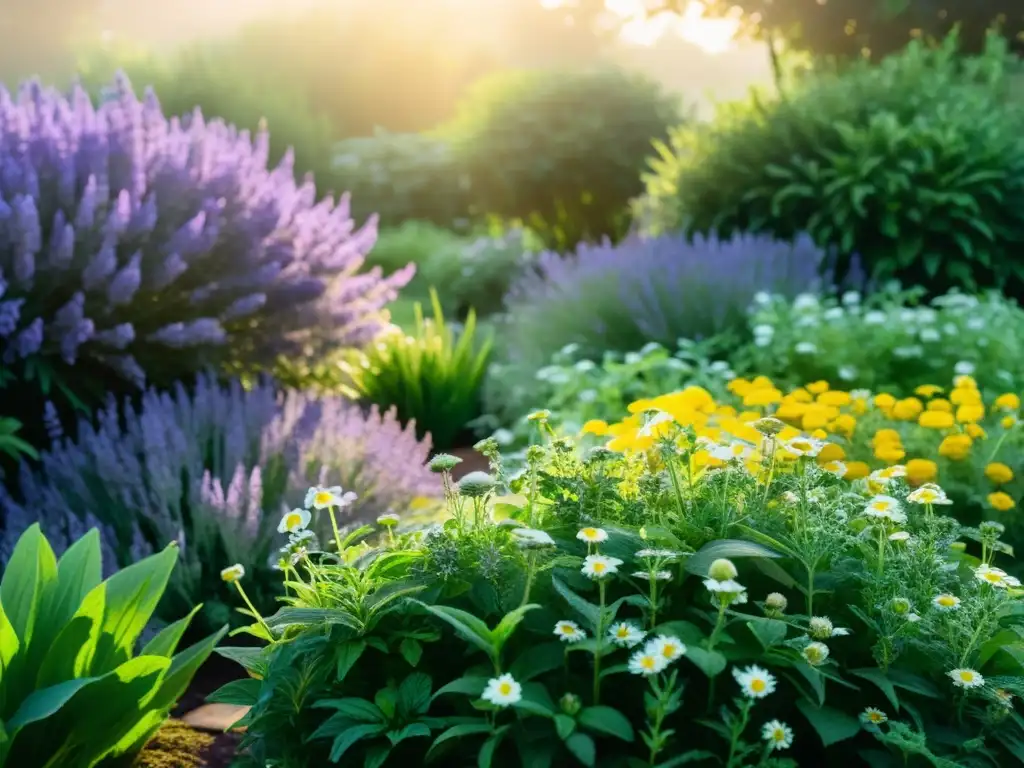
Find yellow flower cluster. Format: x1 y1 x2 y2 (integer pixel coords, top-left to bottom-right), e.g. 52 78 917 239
585 375 1023 514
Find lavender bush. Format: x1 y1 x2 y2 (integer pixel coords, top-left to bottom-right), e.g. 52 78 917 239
485 232 858 424
0 74 411 440
0 373 440 631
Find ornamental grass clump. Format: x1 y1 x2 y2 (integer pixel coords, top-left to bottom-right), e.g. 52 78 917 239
0 74 411 439
0 373 439 633
213 385 1024 766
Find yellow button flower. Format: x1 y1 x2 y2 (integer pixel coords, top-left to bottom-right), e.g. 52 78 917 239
950 388 982 406
1002 415 1018 430
787 388 813 403
954 375 978 390
905 458 938 485
818 443 846 462
988 491 1016 512
817 391 851 407
926 398 952 412
728 378 752 395
995 393 1021 411
892 398 924 421
806 380 830 395
874 443 906 463
956 404 985 424
965 423 987 439
918 410 954 429
938 434 973 460
582 420 610 436
844 461 871 480
874 393 897 409
915 384 944 398
872 428 902 446
832 413 857 436
776 402 808 422
743 388 783 407
985 462 1014 485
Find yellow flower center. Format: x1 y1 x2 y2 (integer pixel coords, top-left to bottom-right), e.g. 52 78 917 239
984 572 1002 583
314 491 332 506
285 513 302 528
593 562 606 573
938 595 956 606
959 671 975 683
559 624 572 634
872 501 889 511
920 491 937 502
751 678 767 693
662 644 677 658
616 627 629 638
772 729 785 742
641 656 656 669
868 712 883 723
499 682 512 695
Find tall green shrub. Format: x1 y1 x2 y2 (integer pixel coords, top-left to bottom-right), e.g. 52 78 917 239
446 67 683 249
637 34 1024 294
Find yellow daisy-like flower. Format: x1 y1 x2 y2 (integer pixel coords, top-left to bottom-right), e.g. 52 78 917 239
926 398 952 412
806 380 830 395
1002 415 1018 430
918 410 954 429
988 491 1016 512
581 419 610 436
844 461 871 480
985 462 1014 485
891 398 924 421
995 393 1021 411
874 393 897 410
872 428 902 446
938 434 972 460
905 458 938 485
915 384 943 398
966 423 987 439
956 403 985 424
874 443 906 464
817 390 850 407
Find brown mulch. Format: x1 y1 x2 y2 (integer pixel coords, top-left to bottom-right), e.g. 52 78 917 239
173 654 247 718
448 445 490 480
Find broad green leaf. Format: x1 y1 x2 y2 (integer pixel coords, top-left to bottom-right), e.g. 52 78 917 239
850 668 900 712
365 743 392 768
387 722 431 746
34 530 101 647
684 647 727 678
491 604 539 652
6 676 100 731
565 731 596 766
91 544 179 674
263 607 358 631
477 725 511 768
397 672 433 718
551 576 600 631
141 604 202 658
426 722 493 761
887 670 941 699
654 750 717 767
410 601 495 659
432 676 488 700
0 524 58 648
684 539 783 577
214 645 267 677
336 640 368 682
578 706 634 741
796 700 860 747
313 697 386 723
509 642 565 683
328 723 387 763
140 624 227 718
399 637 423 667
36 586 106 688
207 678 261 707
554 714 576 740
747 618 788 650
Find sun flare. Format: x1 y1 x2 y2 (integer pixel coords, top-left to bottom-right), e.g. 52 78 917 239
606 0 740 53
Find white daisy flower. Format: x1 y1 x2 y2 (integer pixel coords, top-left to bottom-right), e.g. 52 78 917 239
511 528 556 549
842 290 861 306
888 531 911 542
304 485 357 510
220 563 245 583
932 594 961 612
908 484 952 505
869 466 906 483
628 649 668 676
808 616 850 639
576 527 609 544
860 707 888 725
608 622 646 648
948 668 985 689
822 460 847 477
974 564 1021 589
644 635 687 663
482 674 522 706
838 365 857 381
582 554 622 580
864 495 906 523
635 548 681 560
762 720 793 750
802 642 830 666
553 621 587 643
704 578 746 594
633 570 673 581
782 436 825 457
864 310 887 325
733 665 777 699
277 508 311 534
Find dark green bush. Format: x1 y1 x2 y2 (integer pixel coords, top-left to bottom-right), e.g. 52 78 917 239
445 67 684 249
636 34 1024 294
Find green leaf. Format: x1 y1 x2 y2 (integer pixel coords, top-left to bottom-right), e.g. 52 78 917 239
426 722 493 761
509 641 565 683
491 604 539 652
850 668 900 712
551 576 600 631
336 640 368 682
0 524 58 648
397 672 433 718
654 750 717 767
746 618 788 650
141 624 227 719
387 722 431 746
6 676 99 731
263 607 358 632
684 539 782 577
578 706 634 741
432 676 488 700
315 697 387 723
36 530 102 643
411 601 495 660
327 723 387 763
887 670 941 699
207 678 261 707
684 647 727 678
796 700 860 747
477 726 509 768
400 637 423 667
365 743 392 768
554 714 576 740
214 645 266 677
565 731 596 766
141 605 201 658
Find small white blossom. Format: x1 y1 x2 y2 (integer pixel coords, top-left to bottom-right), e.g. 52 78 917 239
948 668 985 689
908 484 952 505
954 361 976 376
277 508 311 534
762 720 793 751
634 570 673 581
220 564 245 583
795 341 817 355
553 621 587 643
864 495 906 523
636 548 681 560
823 307 845 321
582 554 622 580
932 594 961 612
482 674 522 706
644 635 687 663
576 527 609 544
864 310 887 325
974 564 1021 589
628 649 668 676
304 485 357 510
888 531 911 542
782 436 824 457
609 622 646 648
861 707 888 725
802 642 830 666
838 365 857 381
734 665 776 699
511 528 556 549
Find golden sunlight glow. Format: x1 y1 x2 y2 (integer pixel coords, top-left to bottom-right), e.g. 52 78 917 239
606 0 740 53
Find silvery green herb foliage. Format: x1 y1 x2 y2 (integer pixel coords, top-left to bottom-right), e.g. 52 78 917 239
215 416 1024 766
0 524 225 768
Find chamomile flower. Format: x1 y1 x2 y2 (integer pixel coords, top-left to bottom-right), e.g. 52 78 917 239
608 622 646 648
762 720 793 751
802 642 830 666
511 528 556 549
304 485 357 510
220 564 245 582
704 577 746 594
808 616 851 639
908 484 953 505
864 495 906 523
277 508 311 534
974 564 1021 589
734 665 777 699
822 460 847 477
553 621 586 643
635 548 681 560
482 674 522 706
582 554 622 580
644 635 686 663
932 594 961 612
861 708 888 725
948 668 985 689
870 466 906 484
628 649 669 676
782 436 824 457
633 570 673 581
577 527 609 544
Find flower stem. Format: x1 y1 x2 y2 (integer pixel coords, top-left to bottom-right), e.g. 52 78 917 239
233 581 272 639
520 552 537 607
327 505 345 558
725 700 752 768
593 580 607 704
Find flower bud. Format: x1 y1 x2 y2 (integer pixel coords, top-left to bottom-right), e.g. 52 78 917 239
890 597 911 615
753 417 785 436
764 592 788 615
457 471 496 498
559 692 582 716
708 558 738 582
428 453 463 473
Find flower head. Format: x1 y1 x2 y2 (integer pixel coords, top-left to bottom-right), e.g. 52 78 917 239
582 554 623 580
305 485 357 510
863 495 906 523
608 622 646 648
482 674 522 706
974 564 1021 589
577 527 609 544
457 471 496 498
428 453 463 473
861 707 888 725
948 668 985 689
782 436 824 457
932 594 961 612
802 641 830 666
644 635 686 663
220 563 245 583
376 512 400 527
628 649 669 676
708 558 738 581
636 548 681 560
908 484 952 505
553 621 586 643
764 592 788 616
511 528 556 549
277 507 311 534
733 665 777 699
761 720 793 751
634 570 673 581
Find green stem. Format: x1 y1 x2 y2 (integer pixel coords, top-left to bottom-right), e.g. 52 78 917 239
806 565 815 619
986 431 1011 464
725 700 752 768
327 505 345 558
876 527 886 578
666 459 687 519
593 580 607 704
520 552 537 607
233 581 273 640
648 576 659 630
